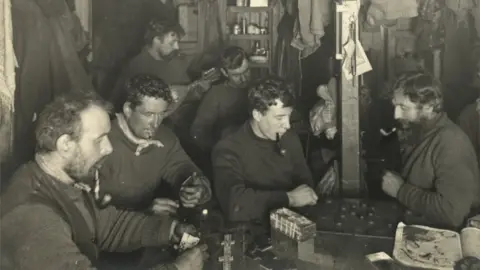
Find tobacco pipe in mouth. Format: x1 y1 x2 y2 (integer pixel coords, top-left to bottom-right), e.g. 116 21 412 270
276 133 286 156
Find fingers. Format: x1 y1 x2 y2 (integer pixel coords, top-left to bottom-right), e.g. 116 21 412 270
152 204 178 214
182 203 197 208
181 186 200 194
153 198 179 208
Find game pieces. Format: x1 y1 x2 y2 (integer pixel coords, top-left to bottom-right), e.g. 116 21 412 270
315 198 401 237
218 234 235 270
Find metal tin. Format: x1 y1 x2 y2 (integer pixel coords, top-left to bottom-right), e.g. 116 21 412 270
233 24 241 35
236 0 246 6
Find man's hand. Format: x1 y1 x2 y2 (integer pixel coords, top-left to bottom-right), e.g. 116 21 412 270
382 171 405 198
197 79 212 92
172 222 198 244
150 198 179 215
287 184 318 207
173 244 209 270
179 173 208 208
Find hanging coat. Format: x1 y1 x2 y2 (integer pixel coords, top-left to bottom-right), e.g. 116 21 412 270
10 0 91 175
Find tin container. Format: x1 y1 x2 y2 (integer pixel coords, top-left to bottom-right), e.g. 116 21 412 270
236 0 246 6
233 24 241 35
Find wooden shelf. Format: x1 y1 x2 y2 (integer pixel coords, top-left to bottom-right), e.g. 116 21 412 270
227 6 270 12
229 34 270 40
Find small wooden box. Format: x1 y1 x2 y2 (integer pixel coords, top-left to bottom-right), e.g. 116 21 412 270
270 208 316 242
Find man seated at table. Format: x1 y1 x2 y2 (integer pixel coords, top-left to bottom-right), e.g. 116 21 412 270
191 46 251 152
99 74 212 213
1 91 208 270
212 76 318 223
381 71 480 229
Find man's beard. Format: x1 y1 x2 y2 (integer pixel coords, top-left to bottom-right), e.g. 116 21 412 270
64 149 102 186
397 115 429 131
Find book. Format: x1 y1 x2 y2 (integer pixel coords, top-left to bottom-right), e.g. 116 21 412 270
392 222 480 269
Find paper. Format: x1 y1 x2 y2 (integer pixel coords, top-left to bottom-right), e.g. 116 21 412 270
393 222 462 270
178 233 200 251
342 41 372 80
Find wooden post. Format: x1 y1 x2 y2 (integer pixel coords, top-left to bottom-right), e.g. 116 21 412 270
336 0 362 197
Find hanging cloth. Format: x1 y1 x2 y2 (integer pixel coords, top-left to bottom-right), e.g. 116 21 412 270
273 0 300 82
291 0 331 59
0 0 16 162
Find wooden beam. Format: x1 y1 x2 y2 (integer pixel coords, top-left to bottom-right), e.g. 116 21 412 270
336 0 362 197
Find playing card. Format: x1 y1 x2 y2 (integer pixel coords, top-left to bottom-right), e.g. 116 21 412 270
178 233 200 251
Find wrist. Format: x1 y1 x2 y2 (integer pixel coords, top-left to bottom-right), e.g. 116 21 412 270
286 192 292 206
395 183 406 199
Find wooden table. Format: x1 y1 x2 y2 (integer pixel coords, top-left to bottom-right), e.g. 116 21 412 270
196 198 401 270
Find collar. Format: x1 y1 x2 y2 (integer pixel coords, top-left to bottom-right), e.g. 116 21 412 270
116 113 164 156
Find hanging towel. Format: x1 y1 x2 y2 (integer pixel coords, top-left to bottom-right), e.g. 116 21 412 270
291 0 331 59
0 0 17 162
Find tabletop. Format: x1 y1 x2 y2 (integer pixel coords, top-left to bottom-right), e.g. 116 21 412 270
186 198 405 270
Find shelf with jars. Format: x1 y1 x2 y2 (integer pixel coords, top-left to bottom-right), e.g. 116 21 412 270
223 0 279 77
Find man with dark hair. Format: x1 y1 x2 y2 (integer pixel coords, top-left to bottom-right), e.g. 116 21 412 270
99 74 212 213
110 19 211 122
212 76 318 223
1 91 208 270
381 71 480 229
191 46 252 152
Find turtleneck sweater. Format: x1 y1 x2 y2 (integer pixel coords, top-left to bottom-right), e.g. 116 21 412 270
212 122 314 222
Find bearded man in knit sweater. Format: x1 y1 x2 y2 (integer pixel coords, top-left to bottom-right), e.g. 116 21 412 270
98 74 212 214
0 92 208 270
212 77 318 223
382 71 480 229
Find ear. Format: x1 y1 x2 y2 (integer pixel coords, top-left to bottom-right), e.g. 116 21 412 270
123 102 133 118
252 109 263 122
56 134 74 154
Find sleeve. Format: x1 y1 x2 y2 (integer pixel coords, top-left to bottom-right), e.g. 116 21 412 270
397 132 479 228
162 133 211 201
190 91 219 150
457 104 478 149
1 204 97 270
288 133 315 187
212 144 289 222
96 205 176 252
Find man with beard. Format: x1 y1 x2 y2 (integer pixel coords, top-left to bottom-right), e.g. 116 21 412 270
212 77 318 223
109 19 212 120
99 74 212 213
190 46 252 153
0 91 208 270
381 71 480 229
